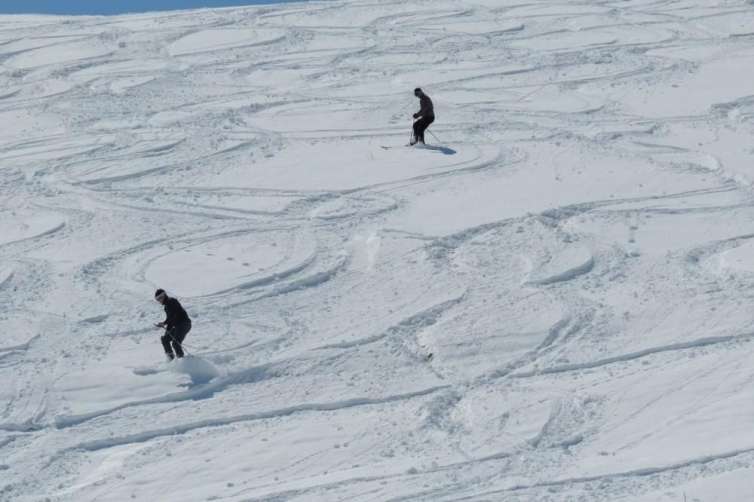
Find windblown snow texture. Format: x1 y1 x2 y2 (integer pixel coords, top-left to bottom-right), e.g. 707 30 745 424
2 1 754 501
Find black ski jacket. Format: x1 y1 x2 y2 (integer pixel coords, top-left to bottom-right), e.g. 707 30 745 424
163 297 190 329
415 94 434 119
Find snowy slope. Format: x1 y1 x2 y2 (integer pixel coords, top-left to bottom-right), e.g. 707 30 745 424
2 0 754 500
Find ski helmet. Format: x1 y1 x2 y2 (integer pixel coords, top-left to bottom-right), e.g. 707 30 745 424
154 288 166 302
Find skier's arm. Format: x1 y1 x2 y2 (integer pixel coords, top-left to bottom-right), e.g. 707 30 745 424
414 97 432 119
419 97 433 117
163 299 177 328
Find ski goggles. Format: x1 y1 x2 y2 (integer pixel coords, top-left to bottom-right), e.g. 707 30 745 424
155 292 167 303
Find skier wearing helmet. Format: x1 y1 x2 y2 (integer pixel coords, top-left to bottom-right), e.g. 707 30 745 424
154 288 192 360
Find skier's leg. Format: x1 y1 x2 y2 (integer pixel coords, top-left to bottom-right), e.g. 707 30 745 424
171 321 191 358
424 116 434 143
160 333 175 360
411 121 420 145
420 117 434 144
416 118 428 144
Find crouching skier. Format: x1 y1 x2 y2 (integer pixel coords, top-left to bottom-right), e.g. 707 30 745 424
154 288 192 361
411 87 434 145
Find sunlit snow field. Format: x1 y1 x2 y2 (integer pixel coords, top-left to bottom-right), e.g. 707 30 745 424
2 1 754 501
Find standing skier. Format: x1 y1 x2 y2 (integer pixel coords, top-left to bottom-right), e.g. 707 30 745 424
411 88 434 145
154 288 192 360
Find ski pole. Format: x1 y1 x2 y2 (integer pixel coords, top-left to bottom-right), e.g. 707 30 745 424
156 323 192 356
169 331 191 356
428 129 443 144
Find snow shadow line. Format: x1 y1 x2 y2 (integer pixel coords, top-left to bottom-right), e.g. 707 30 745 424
54 363 273 429
512 331 754 378
65 385 449 452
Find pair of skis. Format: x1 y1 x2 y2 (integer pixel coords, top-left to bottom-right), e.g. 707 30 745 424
380 143 428 150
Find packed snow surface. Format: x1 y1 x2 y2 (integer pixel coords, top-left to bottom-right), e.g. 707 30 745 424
2 0 754 501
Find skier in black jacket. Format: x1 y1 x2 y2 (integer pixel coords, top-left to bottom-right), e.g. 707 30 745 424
154 288 192 360
411 88 434 145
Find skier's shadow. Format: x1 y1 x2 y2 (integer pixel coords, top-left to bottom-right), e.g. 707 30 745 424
420 145 457 155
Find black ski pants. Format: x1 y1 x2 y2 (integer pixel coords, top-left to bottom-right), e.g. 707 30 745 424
413 116 434 144
161 320 191 359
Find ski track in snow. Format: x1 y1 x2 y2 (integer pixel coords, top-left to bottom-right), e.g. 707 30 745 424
3 1 754 501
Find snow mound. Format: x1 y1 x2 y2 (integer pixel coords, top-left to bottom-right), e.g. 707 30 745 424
170 356 220 385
